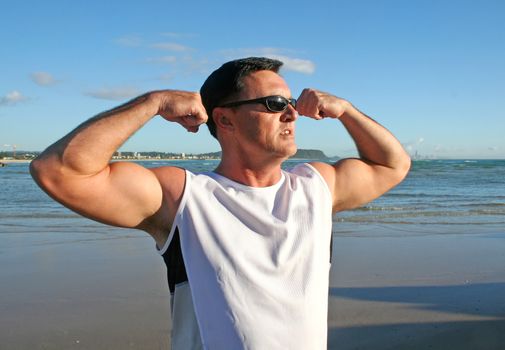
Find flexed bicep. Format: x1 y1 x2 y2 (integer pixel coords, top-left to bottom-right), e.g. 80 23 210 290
34 161 164 229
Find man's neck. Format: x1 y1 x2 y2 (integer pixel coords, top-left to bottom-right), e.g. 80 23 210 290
214 153 285 188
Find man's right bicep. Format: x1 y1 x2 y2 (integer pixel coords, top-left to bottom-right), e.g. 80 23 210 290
34 161 165 229
101 161 168 228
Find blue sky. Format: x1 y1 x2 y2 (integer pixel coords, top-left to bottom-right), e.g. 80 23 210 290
1 0 504 159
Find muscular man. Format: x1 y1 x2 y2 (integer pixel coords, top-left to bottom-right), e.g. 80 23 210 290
31 57 410 349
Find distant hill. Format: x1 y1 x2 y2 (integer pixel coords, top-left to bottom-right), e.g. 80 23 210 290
290 149 329 160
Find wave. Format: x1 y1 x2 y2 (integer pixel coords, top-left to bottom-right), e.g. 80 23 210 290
0 212 82 219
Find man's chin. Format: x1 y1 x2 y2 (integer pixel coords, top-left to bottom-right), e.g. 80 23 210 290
264 141 297 160
287 144 298 158
277 144 297 160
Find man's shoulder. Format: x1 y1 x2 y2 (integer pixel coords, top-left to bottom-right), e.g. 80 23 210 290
149 165 187 199
287 162 323 177
301 161 335 179
287 162 333 198
150 165 187 181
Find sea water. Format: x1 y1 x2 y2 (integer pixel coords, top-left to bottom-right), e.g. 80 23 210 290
335 159 505 236
1 159 504 240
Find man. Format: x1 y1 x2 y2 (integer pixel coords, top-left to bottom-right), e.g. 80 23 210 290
31 57 410 349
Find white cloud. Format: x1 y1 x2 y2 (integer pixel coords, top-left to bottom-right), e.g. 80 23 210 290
84 86 140 101
0 90 28 105
30 71 57 86
267 55 315 75
145 56 177 64
219 48 315 75
151 42 192 52
116 35 143 47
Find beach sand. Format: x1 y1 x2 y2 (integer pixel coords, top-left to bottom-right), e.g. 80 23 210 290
1 225 504 349
328 227 505 350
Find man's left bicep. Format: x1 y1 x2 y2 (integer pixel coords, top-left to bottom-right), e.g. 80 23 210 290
313 159 399 212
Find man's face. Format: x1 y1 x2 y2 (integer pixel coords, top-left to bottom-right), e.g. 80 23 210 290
229 70 298 159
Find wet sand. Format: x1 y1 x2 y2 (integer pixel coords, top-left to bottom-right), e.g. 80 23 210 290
328 229 505 349
1 225 505 349
0 229 171 349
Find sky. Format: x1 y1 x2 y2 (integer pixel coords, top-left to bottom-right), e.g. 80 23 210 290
1 0 504 159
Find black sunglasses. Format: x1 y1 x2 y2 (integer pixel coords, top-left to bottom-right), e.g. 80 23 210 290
219 95 297 113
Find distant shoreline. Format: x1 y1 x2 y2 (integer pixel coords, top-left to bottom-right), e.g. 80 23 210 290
2 158 504 165
0 158 316 164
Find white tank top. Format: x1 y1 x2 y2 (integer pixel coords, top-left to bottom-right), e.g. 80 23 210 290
165 163 333 349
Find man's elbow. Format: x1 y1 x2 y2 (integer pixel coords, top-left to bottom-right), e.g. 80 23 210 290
392 153 411 184
30 155 62 194
30 156 44 183
30 157 48 190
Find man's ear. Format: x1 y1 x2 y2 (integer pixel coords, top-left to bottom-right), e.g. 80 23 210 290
212 107 235 133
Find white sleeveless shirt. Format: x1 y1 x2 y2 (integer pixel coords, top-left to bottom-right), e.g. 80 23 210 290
162 163 333 349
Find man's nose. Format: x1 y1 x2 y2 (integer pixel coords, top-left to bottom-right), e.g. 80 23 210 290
281 104 298 122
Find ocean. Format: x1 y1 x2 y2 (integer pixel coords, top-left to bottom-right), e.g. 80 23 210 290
1 159 504 239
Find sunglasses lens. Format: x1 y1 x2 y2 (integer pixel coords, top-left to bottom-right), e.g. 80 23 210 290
266 96 289 112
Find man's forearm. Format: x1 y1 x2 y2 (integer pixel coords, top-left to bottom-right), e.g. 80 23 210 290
339 104 410 170
34 92 159 176
296 88 409 171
